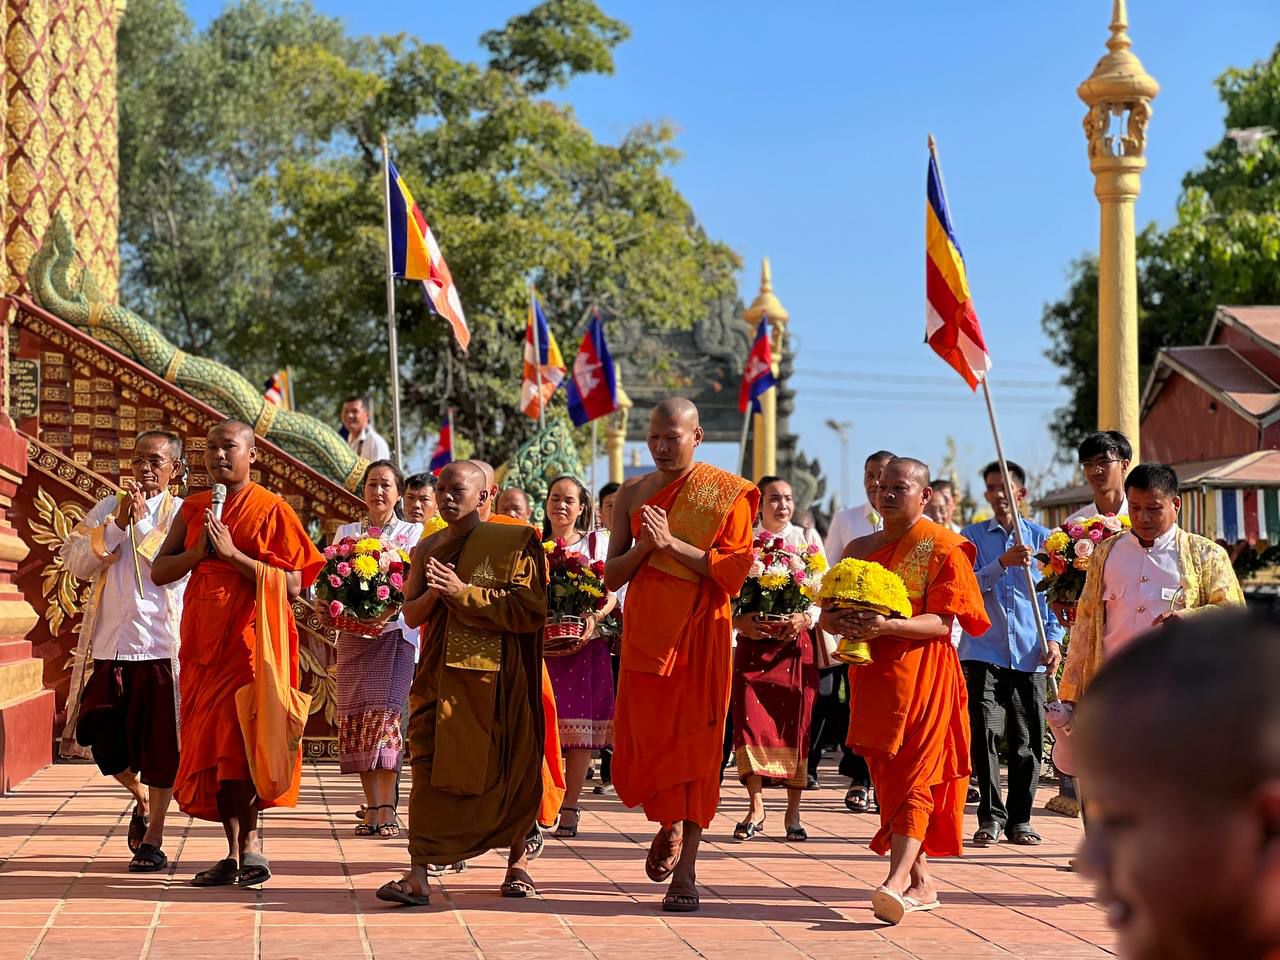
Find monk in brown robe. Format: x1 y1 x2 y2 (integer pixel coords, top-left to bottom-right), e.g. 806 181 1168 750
152 420 323 888
607 398 758 912
820 457 989 924
377 461 547 906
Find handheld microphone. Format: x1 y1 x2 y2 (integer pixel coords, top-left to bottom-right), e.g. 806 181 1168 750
211 483 227 523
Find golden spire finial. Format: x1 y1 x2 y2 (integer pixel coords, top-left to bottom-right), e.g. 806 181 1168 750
1107 0 1131 54
743 256 788 326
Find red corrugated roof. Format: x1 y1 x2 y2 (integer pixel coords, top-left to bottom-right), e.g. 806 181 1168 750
1217 306 1280 349
1142 346 1280 420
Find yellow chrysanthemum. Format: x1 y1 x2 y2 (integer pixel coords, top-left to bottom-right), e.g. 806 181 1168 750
1044 531 1070 554
355 537 382 555
806 552 828 574
580 583 604 598
757 572 790 591
1120 516 1132 528
352 555 379 579
817 558 912 619
398 548 412 563
543 540 558 553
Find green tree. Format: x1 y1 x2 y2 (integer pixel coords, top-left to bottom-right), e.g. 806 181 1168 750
1042 45 1280 457
118 0 738 462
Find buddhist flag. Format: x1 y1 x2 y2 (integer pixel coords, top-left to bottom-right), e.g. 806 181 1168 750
520 290 565 419
738 316 777 414
387 158 471 351
925 142 991 390
428 417 452 476
262 370 290 410
566 309 618 426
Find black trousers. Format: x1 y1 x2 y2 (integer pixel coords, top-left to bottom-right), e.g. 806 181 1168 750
963 660 1046 834
806 666 871 788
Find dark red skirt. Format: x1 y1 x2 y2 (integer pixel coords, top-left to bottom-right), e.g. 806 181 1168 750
730 629 817 788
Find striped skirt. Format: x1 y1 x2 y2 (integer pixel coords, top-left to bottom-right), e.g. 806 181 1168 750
336 628 414 774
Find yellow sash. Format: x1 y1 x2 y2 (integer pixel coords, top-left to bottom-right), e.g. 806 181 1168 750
648 462 755 583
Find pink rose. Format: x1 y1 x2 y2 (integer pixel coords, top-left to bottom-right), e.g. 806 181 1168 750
772 538 785 551
1101 515 1123 533
328 600 343 617
1088 527 1104 542
376 584 390 601
794 569 807 582
323 545 337 560
806 544 819 556
389 572 404 589
1066 524 1086 540
338 543 353 557
1074 539 1094 558
328 574 342 589
336 562 352 577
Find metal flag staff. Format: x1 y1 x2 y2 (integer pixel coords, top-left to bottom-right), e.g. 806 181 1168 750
379 133 405 469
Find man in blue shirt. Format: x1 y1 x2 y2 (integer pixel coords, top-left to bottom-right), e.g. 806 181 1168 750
960 460 1064 847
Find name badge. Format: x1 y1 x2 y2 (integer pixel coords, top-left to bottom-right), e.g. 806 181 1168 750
1160 587 1179 602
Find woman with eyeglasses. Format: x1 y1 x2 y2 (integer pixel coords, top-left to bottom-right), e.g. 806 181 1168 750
331 459 422 839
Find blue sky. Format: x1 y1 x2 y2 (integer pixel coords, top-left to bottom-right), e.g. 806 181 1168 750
185 0 1280 503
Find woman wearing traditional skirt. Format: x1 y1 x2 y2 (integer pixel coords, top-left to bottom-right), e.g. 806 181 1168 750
730 476 824 842
333 460 422 838
542 476 618 839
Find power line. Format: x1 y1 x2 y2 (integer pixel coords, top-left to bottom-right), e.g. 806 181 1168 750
794 368 1062 390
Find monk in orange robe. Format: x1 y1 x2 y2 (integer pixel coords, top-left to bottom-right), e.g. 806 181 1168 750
607 398 758 912
820 457 989 925
472 462 566 844
153 420 323 888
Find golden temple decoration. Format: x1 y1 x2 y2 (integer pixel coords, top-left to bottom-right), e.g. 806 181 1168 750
254 400 278 436
162 348 184 382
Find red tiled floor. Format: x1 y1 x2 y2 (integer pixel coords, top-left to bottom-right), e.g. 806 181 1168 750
0 761 1113 959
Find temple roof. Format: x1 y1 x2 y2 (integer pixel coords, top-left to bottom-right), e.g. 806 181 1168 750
1140 345 1280 422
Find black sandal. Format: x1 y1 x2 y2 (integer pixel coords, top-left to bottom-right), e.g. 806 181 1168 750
372 806 401 838
1009 826 1043 846
376 878 431 907
500 867 537 898
236 851 271 888
129 842 168 872
733 814 765 841
524 825 545 861
662 884 700 913
192 858 239 887
972 824 1001 846
785 824 808 842
844 786 870 813
553 806 580 839
127 805 149 854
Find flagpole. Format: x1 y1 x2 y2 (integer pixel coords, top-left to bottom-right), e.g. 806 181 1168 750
736 408 751 478
380 133 404 469
530 284 545 431
591 419 599 500
980 378 1058 701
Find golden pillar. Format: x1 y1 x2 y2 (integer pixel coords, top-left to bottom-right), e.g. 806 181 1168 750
604 364 631 484
743 258 788 481
1079 0 1157 456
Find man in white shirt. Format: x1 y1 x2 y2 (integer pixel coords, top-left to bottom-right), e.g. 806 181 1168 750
60 432 188 873
824 449 894 559
1065 431 1131 524
340 395 391 462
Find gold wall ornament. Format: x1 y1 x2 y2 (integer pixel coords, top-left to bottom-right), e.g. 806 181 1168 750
25 485 88 636
1078 0 1159 458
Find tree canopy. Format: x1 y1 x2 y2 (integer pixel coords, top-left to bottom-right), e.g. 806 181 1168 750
1042 45 1280 458
118 0 738 462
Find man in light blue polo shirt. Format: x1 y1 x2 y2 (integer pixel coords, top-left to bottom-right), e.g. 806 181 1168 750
960 460 1064 847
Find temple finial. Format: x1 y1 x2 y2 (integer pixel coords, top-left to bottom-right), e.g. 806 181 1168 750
1107 0 1132 53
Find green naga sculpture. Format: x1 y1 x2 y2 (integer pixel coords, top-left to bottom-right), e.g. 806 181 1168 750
28 214 367 491
498 417 585 527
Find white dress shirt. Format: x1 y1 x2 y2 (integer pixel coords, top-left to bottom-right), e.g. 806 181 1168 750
347 426 391 462
1066 496 1128 523
60 492 185 661
334 518 423 654
824 503 880 560
1100 527 1181 655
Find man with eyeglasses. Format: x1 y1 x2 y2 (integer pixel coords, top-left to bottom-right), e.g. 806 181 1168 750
1068 431 1132 524
59 431 187 873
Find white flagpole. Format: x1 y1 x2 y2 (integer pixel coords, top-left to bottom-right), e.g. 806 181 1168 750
736 407 751 478
591 419 599 500
981 378 1057 701
530 284 545 431
380 134 404 469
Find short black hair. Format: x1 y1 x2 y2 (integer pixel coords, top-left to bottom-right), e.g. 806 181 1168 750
1125 462 1179 499
756 474 788 493
598 482 620 505
981 460 1026 487
341 395 369 410
865 450 896 465
931 478 955 495
405 472 435 491
1077 430 1132 463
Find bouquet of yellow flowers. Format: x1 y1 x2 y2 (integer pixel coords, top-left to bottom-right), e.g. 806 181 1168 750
817 557 912 665
733 532 828 623
315 527 412 637
1034 513 1131 621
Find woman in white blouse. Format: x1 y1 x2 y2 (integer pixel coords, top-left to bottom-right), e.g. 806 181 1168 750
332 460 422 838
729 476 825 842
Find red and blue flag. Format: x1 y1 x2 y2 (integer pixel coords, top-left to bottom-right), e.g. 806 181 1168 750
428 418 452 476
566 309 618 426
738 316 777 414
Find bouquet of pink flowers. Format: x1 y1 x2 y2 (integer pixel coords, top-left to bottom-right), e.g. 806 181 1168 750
733 531 827 620
1034 513 1132 617
314 527 412 636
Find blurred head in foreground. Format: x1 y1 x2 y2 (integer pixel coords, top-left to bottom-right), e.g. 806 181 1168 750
1074 609 1280 960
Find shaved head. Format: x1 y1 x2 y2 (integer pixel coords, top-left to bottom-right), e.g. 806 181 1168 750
1074 610 1280 960
887 457 930 487
648 398 703 475
467 459 497 519
652 396 700 428
876 457 932 528
440 460 485 489
436 460 488 526
467 459 496 487
210 419 254 444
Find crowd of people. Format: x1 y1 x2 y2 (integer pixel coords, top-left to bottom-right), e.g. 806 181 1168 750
57 399 1277 958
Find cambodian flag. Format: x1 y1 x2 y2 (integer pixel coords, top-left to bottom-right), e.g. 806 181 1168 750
428 418 452 476
738 315 777 414
566 310 618 427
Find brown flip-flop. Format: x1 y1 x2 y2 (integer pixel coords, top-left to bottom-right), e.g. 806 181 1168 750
500 867 537 898
662 882 700 913
376 878 431 907
644 827 682 883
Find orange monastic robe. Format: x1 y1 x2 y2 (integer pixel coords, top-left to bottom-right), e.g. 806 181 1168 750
488 513 566 827
613 464 758 828
846 517 989 857
174 482 324 821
